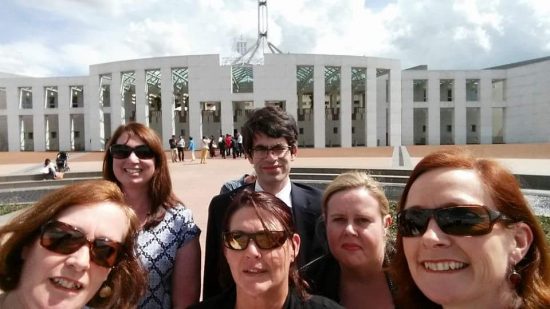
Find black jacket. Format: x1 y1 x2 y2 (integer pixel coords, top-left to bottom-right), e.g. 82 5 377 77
202 182 324 299
189 287 344 309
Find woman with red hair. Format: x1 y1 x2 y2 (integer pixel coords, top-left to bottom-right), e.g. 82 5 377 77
391 148 550 308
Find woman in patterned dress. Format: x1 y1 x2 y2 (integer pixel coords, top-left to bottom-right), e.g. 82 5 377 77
103 123 201 309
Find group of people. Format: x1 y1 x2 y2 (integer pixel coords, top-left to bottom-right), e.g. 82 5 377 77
1 105 549 308
169 134 193 163
168 132 247 164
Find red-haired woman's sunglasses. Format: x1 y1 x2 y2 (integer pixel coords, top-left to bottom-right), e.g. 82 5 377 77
397 205 507 237
40 220 123 268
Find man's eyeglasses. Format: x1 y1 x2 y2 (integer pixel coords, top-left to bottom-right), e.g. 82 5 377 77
109 144 155 160
223 230 289 250
40 220 123 268
397 205 507 237
251 145 291 158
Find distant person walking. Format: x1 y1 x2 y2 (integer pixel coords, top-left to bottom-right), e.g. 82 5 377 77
225 134 232 157
177 135 186 162
200 136 210 164
188 136 196 161
236 131 243 157
218 135 226 159
208 135 216 158
169 135 178 162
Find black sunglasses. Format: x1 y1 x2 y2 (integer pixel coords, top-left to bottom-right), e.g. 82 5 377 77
40 220 123 268
109 144 155 160
397 205 507 237
223 230 289 251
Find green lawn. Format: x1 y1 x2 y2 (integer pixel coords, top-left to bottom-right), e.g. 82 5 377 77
539 216 550 243
0 203 31 216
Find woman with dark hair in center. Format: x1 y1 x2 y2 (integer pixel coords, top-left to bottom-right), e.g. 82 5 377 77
190 189 342 309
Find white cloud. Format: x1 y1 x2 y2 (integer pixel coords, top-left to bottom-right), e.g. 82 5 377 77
0 0 549 76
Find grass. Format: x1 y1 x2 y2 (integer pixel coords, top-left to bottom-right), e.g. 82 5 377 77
0 203 31 216
539 216 550 244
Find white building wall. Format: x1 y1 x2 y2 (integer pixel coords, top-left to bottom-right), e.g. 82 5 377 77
505 60 550 143
1 55 548 151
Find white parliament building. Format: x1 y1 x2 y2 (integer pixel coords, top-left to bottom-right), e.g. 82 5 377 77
0 53 549 152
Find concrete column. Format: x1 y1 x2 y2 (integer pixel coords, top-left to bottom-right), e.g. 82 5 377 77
110 72 123 131
400 77 414 145
86 77 103 150
161 66 174 148
366 67 377 146
313 65 325 148
480 76 492 144
135 70 147 124
389 69 402 146
33 84 45 151
188 98 201 143
428 76 440 145
454 74 466 144
6 86 18 151
340 65 352 147
220 100 233 136
57 85 70 150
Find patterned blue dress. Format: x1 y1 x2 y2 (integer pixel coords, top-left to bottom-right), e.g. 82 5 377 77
136 204 201 308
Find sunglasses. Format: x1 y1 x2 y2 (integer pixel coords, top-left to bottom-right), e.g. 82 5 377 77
40 220 123 268
397 205 507 237
223 230 289 251
109 144 155 160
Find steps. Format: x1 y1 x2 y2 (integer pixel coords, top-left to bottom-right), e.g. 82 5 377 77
0 171 103 204
290 167 411 200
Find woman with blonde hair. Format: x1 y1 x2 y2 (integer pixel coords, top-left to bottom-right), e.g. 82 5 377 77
305 171 395 308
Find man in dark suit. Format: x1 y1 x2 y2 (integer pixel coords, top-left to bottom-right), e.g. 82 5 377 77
202 106 323 299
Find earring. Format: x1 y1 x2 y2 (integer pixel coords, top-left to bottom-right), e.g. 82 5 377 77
99 284 112 298
508 266 521 288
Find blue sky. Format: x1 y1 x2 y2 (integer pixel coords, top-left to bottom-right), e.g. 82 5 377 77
0 0 549 77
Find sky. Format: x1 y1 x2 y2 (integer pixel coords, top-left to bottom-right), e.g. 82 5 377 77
0 0 549 77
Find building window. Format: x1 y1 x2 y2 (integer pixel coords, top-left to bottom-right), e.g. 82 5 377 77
352 127 355 134
74 131 80 138
447 125 452 132
299 128 304 134
466 79 480 101
333 127 338 134
28 132 33 139
413 80 428 102
440 79 454 102
422 125 426 133
232 65 253 93
471 124 476 132
51 132 57 138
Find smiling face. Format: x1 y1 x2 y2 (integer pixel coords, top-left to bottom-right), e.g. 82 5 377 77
112 132 156 192
16 202 129 309
224 207 299 299
248 133 294 193
326 187 391 272
402 168 518 307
